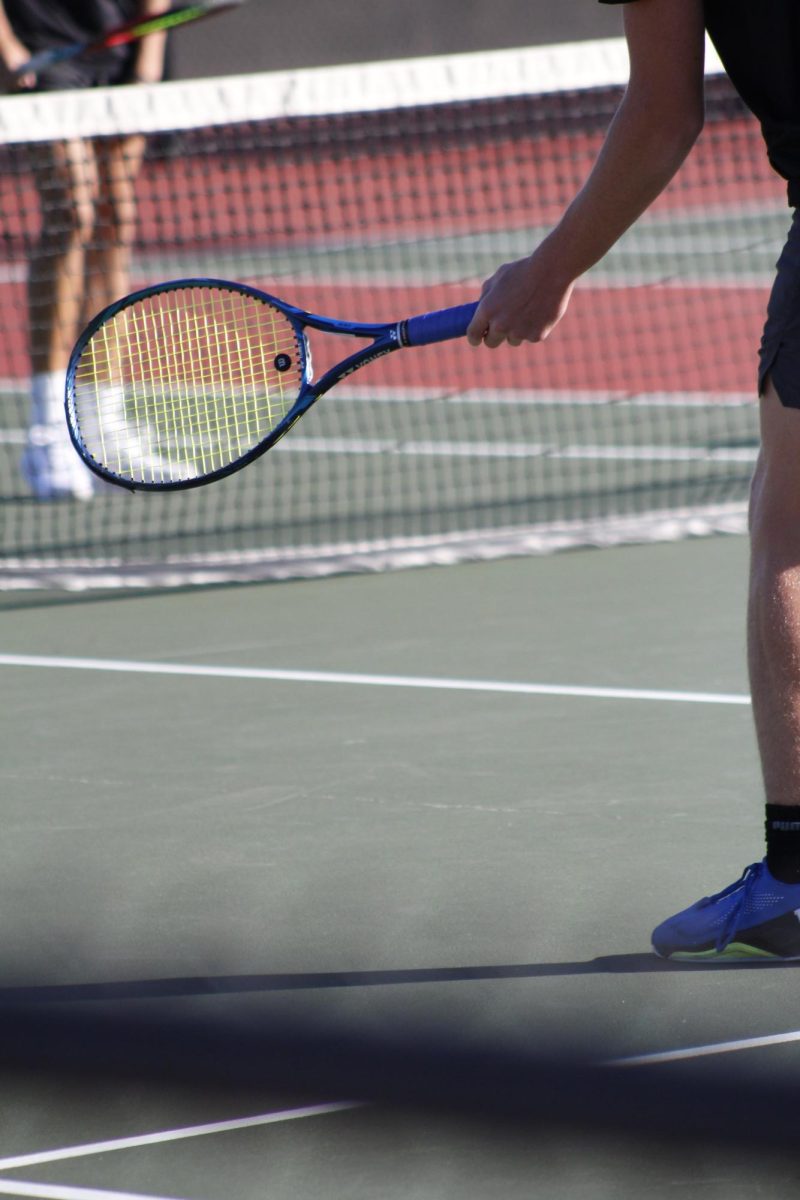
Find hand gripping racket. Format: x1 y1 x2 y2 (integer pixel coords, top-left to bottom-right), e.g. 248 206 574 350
65 278 479 491
14 1 243 78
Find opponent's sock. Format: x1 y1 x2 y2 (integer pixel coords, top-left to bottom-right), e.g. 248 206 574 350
30 370 66 425
24 370 95 499
765 804 800 883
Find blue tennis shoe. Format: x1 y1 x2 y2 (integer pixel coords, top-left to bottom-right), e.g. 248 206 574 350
652 860 800 961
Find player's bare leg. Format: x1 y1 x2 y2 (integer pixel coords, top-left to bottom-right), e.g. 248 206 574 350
83 132 145 320
747 376 800 807
651 377 800 960
23 137 99 499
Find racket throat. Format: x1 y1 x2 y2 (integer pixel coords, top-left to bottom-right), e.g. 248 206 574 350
314 336 401 396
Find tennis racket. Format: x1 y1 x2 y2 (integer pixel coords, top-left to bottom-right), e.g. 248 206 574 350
14 1 243 77
65 278 479 491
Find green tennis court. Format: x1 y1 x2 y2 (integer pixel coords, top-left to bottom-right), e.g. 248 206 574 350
2 534 800 1197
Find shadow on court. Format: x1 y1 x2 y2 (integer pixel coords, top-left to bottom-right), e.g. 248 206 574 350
1 953 798 1006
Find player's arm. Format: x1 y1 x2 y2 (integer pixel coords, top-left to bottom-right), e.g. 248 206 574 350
130 0 169 83
467 0 706 348
0 1 33 89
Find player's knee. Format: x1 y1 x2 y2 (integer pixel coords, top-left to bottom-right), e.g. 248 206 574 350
95 192 136 247
48 198 97 251
750 454 800 560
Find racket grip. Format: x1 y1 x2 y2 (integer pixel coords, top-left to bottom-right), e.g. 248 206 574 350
13 49 53 74
401 302 479 347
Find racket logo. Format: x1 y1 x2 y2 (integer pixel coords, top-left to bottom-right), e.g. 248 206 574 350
337 345 395 380
274 353 293 372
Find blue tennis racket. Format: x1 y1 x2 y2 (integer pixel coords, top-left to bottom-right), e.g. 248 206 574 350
65 279 479 491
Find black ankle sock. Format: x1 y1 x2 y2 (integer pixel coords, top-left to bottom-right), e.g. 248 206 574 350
765 804 800 883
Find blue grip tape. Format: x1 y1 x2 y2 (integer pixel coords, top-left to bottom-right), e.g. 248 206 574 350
402 302 479 347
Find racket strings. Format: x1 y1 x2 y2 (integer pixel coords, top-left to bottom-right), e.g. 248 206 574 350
71 287 304 484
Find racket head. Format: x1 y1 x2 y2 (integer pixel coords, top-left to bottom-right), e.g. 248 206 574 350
66 280 309 491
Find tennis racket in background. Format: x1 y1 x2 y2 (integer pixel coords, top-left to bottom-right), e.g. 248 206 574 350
14 0 244 78
65 279 479 491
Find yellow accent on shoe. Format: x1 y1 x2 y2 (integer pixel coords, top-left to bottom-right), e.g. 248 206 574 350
668 942 781 962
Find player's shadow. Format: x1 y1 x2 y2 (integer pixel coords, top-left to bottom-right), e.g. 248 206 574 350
0 952 798 1005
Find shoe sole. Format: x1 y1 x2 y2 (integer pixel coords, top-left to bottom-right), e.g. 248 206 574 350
655 941 800 963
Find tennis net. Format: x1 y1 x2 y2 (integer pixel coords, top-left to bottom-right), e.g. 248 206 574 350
0 37 777 588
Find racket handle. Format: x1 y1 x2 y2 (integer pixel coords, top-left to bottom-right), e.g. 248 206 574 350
400 302 479 347
13 47 62 74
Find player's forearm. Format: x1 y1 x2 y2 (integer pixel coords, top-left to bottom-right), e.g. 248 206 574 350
132 0 168 82
0 3 14 42
0 2 23 57
0 0 33 85
540 86 704 286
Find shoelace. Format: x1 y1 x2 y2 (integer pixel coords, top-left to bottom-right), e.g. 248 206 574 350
699 861 764 951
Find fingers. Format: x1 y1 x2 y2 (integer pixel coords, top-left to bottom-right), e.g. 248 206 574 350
465 284 533 349
466 307 488 348
467 259 533 348
483 324 514 350
466 308 525 349
466 302 516 349
1 38 37 92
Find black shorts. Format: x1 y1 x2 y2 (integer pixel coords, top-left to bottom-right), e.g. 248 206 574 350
759 208 800 408
32 49 135 93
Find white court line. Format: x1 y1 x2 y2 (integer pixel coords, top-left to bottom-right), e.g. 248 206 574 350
0 430 758 461
277 437 756 464
0 1182 177 1200
613 1029 800 1067
0 653 750 706
0 381 760 406
0 1103 360 1174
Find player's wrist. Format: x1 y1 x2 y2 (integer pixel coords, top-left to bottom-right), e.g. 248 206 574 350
526 237 581 295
